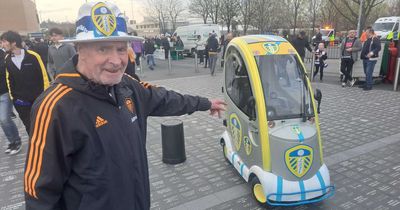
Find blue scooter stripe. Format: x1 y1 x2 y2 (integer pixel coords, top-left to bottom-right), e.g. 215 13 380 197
298 133 304 142
240 163 245 176
231 152 237 163
299 180 306 200
316 171 326 194
276 176 283 201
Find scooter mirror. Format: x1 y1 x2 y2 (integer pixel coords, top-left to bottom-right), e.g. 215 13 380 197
314 89 322 114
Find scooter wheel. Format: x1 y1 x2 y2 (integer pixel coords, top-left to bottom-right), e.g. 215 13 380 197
251 177 267 205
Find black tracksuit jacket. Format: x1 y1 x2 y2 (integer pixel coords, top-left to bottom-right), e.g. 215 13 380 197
24 56 211 210
4 49 50 103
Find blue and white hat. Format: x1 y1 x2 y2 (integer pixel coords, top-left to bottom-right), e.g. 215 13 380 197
61 1 143 43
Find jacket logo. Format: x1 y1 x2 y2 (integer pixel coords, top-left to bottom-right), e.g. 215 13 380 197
95 116 108 128
125 98 135 113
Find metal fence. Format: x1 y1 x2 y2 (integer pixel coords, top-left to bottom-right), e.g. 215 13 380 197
305 45 342 62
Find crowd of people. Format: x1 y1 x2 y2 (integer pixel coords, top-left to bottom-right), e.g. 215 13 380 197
289 27 381 90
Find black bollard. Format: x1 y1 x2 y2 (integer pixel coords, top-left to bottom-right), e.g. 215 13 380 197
161 119 186 164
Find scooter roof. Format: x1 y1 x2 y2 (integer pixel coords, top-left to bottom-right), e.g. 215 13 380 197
233 35 297 57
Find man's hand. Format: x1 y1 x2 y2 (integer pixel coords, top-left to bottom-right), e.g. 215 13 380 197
346 48 352 52
209 99 227 118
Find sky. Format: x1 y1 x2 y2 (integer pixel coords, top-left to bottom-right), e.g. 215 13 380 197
35 0 147 23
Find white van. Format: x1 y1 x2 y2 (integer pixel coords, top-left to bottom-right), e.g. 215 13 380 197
372 16 400 40
173 24 220 55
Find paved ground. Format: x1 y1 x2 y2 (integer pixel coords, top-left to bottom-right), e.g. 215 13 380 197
1 57 400 210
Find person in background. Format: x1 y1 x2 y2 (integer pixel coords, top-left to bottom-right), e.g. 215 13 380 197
292 31 312 62
339 30 362 87
31 38 49 68
360 26 372 43
195 35 205 65
360 28 381 91
1 31 50 133
0 40 21 155
222 32 233 67
131 32 144 71
313 42 328 81
312 28 323 50
206 33 219 76
204 33 212 68
144 37 156 70
161 34 171 59
47 27 77 80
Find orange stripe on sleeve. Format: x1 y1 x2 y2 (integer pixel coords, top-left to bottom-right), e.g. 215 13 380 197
30 87 72 198
55 73 81 80
24 84 65 195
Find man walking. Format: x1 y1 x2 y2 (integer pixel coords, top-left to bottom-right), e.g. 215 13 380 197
24 2 226 210
144 37 156 70
206 33 219 76
360 29 381 91
340 30 362 87
1 31 50 133
292 31 313 62
0 40 21 155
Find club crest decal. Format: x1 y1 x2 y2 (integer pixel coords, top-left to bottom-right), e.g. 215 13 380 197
285 145 313 178
91 2 117 36
243 136 252 155
229 113 242 151
263 42 280 55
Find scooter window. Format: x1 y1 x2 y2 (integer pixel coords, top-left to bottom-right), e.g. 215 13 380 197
225 49 255 118
255 54 314 120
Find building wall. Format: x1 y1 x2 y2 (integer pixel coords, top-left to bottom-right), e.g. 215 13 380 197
0 0 40 35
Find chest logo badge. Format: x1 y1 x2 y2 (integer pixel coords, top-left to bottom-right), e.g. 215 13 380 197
95 116 108 128
125 98 136 113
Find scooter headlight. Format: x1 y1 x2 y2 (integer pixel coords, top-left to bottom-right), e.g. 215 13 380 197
268 121 275 128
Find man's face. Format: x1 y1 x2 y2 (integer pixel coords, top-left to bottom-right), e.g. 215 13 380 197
1 40 14 52
368 31 374 38
226 33 233 41
50 33 63 43
77 41 128 86
348 30 356 38
318 43 324 50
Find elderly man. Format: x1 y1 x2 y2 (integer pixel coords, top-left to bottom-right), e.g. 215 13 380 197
24 2 226 210
339 30 362 87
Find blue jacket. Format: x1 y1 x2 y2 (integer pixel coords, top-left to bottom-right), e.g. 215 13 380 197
24 55 211 210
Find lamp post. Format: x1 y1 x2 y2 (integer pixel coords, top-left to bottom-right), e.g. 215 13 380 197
356 0 364 37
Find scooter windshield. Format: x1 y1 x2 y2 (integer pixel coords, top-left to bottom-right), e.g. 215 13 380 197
255 54 314 121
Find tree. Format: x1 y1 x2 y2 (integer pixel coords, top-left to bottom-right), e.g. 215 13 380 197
220 0 240 32
167 0 185 32
328 0 385 34
207 0 222 24
251 0 281 34
239 0 254 35
146 0 168 33
285 0 304 36
189 0 210 24
309 0 323 35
